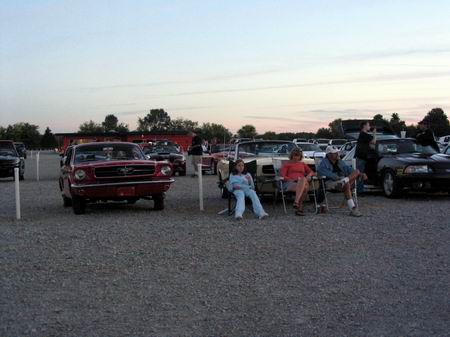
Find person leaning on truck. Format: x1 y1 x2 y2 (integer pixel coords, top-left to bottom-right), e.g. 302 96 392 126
355 121 376 194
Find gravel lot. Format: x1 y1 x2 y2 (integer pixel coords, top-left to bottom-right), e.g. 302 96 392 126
1 152 449 336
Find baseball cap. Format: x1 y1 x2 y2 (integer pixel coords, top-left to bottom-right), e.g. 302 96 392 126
326 146 339 154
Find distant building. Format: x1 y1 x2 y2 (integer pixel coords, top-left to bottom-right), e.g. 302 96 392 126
55 130 192 153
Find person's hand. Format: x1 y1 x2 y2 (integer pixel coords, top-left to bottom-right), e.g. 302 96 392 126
234 185 241 190
245 175 251 182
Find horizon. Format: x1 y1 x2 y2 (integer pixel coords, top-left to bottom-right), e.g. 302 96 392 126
1 1 450 134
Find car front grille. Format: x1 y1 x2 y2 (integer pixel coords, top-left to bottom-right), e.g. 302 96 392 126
95 165 155 178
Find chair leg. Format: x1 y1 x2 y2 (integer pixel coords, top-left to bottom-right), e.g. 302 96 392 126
312 181 319 213
321 179 329 212
281 189 287 214
228 194 232 216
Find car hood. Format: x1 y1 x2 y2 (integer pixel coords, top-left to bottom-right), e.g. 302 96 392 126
74 160 159 169
393 153 450 165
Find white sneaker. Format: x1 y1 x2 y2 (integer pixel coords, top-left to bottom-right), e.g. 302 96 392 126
349 207 362 217
258 212 269 219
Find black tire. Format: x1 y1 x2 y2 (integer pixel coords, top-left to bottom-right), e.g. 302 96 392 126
127 198 137 204
382 170 402 198
19 174 24 181
179 170 186 176
62 195 72 207
153 194 164 210
72 196 86 214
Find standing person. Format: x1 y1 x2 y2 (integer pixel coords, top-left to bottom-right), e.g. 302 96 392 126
189 132 203 177
280 148 316 216
228 160 268 220
317 146 362 217
355 121 376 194
416 120 440 152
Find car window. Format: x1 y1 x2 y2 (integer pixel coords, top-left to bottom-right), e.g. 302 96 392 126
64 148 73 166
445 147 450 154
0 149 18 157
297 144 321 151
238 142 297 157
74 144 145 163
377 140 438 155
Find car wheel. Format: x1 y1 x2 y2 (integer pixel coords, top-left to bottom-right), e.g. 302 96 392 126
62 195 72 207
127 198 137 204
72 196 86 214
19 174 24 181
153 194 164 210
179 170 186 176
382 170 401 198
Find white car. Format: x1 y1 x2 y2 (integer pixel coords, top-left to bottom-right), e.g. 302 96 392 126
339 141 357 158
294 142 325 158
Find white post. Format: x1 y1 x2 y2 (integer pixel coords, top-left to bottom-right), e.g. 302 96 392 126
197 163 204 211
30 150 33 159
36 151 40 182
14 168 21 220
400 130 406 138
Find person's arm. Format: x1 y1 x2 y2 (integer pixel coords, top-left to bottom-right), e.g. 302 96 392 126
317 160 338 180
371 128 377 144
246 173 255 189
304 163 316 180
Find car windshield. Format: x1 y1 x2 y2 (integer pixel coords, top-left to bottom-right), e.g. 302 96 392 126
0 149 17 157
377 140 439 155
297 143 322 152
211 144 228 153
74 144 145 163
331 139 346 145
149 145 179 153
238 142 297 157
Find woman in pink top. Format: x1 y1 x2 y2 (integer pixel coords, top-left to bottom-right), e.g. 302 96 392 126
280 148 316 215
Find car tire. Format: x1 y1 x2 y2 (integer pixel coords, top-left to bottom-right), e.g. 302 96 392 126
153 194 164 210
72 196 86 214
179 170 186 176
382 170 402 198
127 198 137 204
62 195 72 207
19 174 24 181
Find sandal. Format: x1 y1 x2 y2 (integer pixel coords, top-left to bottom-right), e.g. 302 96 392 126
293 202 299 209
295 209 305 216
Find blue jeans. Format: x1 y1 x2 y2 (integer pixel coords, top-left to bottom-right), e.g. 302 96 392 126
233 189 265 218
356 158 366 194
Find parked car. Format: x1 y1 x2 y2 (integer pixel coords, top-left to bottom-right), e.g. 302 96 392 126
0 140 25 180
342 137 450 198
316 138 330 145
292 138 307 143
14 142 27 159
443 144 450 155
59 142 174 214
294 142 325 158
438 135 450 147
339 141 357 158
210 144 232 174
328 139 347 149
143 143 186 176
216 140 315 198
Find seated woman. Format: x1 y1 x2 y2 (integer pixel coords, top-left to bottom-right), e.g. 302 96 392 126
228 159 269 220
280 148 316 216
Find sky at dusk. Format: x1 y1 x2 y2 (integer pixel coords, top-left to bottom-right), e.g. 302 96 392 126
1 0 450 134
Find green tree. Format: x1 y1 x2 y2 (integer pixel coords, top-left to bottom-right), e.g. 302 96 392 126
196 123 232 142
389 113 407 136
102 114 119 131
237 124 257 138
78 120 104 133
170 117 199 132
328 118 344 138
260 131 278 140
423 108 450 137
406 124 419 138
2 123 41 147
373 114 386 123
40 127 58 148
137 109 172 131
315 127 333 139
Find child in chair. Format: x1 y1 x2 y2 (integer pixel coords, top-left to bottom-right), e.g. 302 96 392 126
228 159 268 220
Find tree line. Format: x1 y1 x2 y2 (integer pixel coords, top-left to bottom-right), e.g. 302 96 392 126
2 107 449 148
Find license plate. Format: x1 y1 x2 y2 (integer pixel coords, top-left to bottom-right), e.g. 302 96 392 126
117 186 135 197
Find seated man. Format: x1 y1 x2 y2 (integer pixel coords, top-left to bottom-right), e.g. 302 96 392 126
317 146 362 217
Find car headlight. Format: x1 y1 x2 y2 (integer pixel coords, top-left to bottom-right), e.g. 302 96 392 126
404 165 429 174
74 169 86 180
160 165 172 176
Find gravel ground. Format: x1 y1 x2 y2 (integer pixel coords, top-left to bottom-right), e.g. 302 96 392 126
1 152 449 336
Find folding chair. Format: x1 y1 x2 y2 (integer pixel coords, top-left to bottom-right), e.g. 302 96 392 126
314 157 358 211
218 160 257 216
273 158 323 214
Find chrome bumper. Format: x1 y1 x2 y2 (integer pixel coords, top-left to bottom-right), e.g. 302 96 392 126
71 179 175 189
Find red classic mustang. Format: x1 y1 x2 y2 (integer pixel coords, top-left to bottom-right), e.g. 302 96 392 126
59 142 174 214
